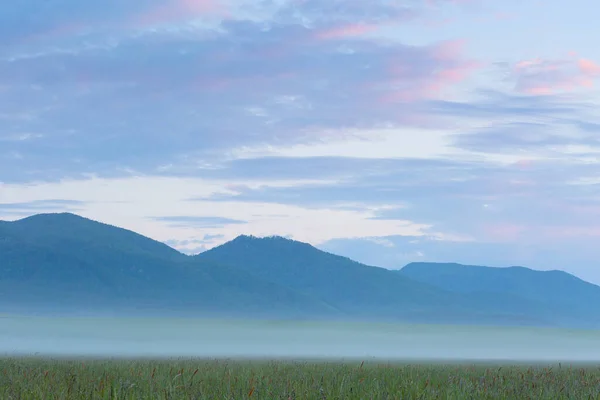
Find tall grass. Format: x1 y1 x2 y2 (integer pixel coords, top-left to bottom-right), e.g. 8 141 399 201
1 358 600 399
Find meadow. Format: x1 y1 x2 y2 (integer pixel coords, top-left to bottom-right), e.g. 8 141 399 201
1 358 600 399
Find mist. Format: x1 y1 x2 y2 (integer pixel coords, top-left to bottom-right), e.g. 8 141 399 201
2 317 600 362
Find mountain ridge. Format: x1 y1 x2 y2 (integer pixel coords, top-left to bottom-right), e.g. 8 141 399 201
0 213 337 318
3 213 587 281
197 235 599 327
399 261 600 319
1 212 599 328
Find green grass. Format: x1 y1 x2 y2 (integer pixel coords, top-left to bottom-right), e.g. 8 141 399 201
1 358 600 399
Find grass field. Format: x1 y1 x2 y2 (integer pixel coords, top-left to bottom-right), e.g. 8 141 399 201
1 358 600 399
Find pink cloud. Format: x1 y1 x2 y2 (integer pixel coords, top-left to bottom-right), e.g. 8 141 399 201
382 39 479 102
512 54 600 95
422 62 479 95
578 58 600 76
431 39 466 60
313 10 418 41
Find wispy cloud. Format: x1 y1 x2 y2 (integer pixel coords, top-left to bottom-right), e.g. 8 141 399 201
152 215 247 228
0 199 86 210
133 0 227 28
451 120 596 154
0 199 87 219
314 23 380 40
511 55 600 94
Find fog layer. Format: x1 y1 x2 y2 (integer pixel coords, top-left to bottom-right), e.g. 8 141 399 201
2 317 600 362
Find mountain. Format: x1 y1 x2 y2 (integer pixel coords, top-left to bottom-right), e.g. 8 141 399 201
0 213 334 317
197 235 472 321
2 212 600 328
398 262 600 326
195 235 587 326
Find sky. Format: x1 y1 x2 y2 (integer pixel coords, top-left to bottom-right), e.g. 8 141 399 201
2 0 600 283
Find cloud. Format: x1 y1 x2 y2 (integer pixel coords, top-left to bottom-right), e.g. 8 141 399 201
199 157 488 206
193 153 600 247
0 1 157 44
428 90 585 119
152 215 247 228
0 133 44 142
1 0 232 47
382 40 479 102
164 232 227 253
134 0 226 28
578 58 600 76
0 199 87 219
0 199 86 211
163 237 210 254
314 23 380 40
0 175 433 246
450 121 598 154
276 0 415 26
0 17 478 182
182 156 468 181
310 5 418 40
0 0 477 47
203 233 225 240
510 55 600 95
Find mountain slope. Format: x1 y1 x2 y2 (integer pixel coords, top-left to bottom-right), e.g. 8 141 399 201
198 236 449 316
399 262 600 325
3 213 184 262
0 213 335 317
195 235 560 324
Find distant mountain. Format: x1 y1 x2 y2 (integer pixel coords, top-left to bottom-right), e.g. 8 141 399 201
2 213 600 328
399 262 600 326
197 235 472 320
0 213 333 317
195 235 587 326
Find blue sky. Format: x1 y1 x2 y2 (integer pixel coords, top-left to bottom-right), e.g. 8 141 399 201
2 0 600 282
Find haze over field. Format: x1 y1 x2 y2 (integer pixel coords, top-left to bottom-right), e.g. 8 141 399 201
3 318 600 362
2 0 600 285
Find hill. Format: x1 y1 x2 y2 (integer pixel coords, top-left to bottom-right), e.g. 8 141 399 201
398 262 600 326
197 235 468 320
196 235 579 326
0 213 334 317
